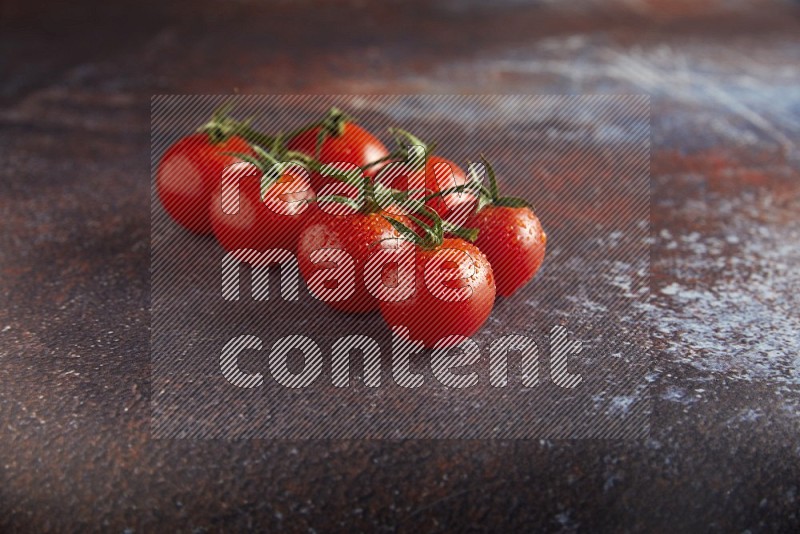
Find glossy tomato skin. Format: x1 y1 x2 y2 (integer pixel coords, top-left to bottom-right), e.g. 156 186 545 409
378 156 477 226
425 156 477 220
157 133 253 234
468 205 546 297
297 210 406 313
209 165 315 253
286 122 390 191
378 238 496 348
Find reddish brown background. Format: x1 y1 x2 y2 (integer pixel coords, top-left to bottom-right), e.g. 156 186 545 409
1 0 799 531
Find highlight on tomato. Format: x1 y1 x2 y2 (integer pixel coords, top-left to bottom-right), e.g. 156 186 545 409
466 156 547 297
286 107 391 192
156 106 261 234
377 208 496 348
376 128 478 226
296 167 410 314
210 143 316 253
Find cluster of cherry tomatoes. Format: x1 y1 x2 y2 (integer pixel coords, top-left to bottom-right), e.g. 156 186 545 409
157 106 547 348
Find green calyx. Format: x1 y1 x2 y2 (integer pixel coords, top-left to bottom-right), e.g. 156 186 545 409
198 103 353 153
470 155 534 212
319 107 351 137
198 102 273 146
311 107 354 159
383 204 478 250
387 127 436 171
314 165 380 214
225 135 314 202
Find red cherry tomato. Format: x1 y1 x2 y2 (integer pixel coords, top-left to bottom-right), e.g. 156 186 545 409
378 238 496 348
210 162 315 253
465 157 546 297
374 159 428 219
156 133 253 234
425 155 478 222
287 121 390 191
469 205 546 298
377 155 477 232
379 127 477 224
297 210 408 313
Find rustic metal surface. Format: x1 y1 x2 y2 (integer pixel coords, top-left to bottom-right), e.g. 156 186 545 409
1 0 799 531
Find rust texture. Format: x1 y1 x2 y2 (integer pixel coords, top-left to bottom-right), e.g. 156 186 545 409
1 0 799 531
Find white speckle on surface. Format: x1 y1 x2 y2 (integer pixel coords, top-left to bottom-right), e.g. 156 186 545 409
554 510 578 530
660 283 681 296
653 189 800 386
608 395 637 415
661 385 696 405
682 231 701 243
734 408 764 423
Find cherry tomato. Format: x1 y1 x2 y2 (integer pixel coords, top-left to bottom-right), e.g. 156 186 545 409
286 116 389 192
378 237 496 348
424 155 478 222
380 128 477 224
469 205 546 297
210 162 315 253
157 133 253 234
376 155 477 237
467 157 546 297
297 210 408 313
374 158 428 219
